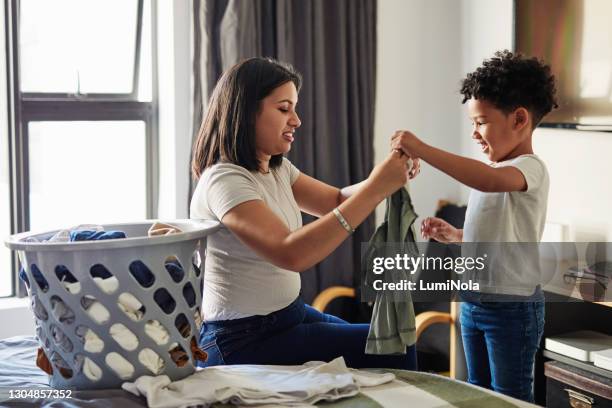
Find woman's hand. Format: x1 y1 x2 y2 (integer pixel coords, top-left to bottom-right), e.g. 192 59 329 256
421 217 462 243
365 150 411 199
407 157 421 179
390 130 421 180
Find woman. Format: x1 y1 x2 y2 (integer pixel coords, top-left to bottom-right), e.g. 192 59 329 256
191 57 419 369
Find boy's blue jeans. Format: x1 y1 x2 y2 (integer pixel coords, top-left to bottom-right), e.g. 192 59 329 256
198 296 416 370
460 299 545 403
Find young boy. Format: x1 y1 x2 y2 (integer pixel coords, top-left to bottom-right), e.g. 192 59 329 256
391 50 557 402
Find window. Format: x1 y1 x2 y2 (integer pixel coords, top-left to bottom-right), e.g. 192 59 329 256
1 0 12 297
4 0 158 297
0 0 9 296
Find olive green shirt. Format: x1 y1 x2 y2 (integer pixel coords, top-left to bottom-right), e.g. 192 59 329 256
365 187 418 354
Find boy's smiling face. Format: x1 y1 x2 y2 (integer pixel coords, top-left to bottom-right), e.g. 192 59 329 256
467 98 530 162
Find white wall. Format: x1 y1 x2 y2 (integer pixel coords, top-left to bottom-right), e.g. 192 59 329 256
535 128 612 241
0 298 34 339
157 0 192 219
375 0 463 234
459 0 514 203
379 0 612 242
457 0 612 241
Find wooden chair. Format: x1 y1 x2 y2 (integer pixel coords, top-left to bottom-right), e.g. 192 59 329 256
311 286 459 378
312 200 464 378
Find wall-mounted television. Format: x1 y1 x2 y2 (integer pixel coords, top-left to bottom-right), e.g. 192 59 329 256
515 0 612 129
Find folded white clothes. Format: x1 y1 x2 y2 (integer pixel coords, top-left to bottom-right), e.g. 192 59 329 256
76 286 168 378
93 276 119 294
63 281 81 294
110 323 139 351
144 320 170 345
122 357 395 408
139 348 166 375
148 222 183 237
75 326 104 353
91 277 146 322
117 292 144 321
74 326 165 378
106 352 135 380
83 347 164 380
79 276 159 346
83 357 103 381
73 354 103 381
81 296 110 324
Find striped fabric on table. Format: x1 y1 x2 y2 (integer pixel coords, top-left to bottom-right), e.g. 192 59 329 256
327 369 537 408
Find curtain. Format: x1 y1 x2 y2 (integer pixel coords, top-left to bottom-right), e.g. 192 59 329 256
191 0 377 311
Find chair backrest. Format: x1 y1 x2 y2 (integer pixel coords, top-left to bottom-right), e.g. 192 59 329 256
414 202 466 373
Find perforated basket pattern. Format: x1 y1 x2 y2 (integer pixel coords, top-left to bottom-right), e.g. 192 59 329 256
5 220 220 390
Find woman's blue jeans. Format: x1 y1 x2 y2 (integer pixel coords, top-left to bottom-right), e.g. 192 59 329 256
460 299 545 403
198 296 416 370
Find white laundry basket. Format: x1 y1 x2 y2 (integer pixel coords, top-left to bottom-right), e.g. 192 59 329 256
4 220 220 390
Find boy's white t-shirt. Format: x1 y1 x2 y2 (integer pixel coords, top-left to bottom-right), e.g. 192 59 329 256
463 154 549 242
190 158 302 321
462 154 549 296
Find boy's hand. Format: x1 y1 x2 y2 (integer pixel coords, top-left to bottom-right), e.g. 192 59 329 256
391 130 423 159
421 217 461 243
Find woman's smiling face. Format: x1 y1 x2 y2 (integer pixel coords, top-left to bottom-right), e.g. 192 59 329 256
255 81 301 161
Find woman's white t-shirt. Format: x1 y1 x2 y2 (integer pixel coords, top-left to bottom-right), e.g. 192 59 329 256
190 158 302 321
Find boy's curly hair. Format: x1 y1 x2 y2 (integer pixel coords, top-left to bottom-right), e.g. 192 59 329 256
460 50 558 128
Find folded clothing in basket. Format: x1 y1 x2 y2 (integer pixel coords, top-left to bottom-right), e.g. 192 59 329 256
22 224 125 244
148 222 183 236
70 230 127 241
19 226 127 291
24 222 207 382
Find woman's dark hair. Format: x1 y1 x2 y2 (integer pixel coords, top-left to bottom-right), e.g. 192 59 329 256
191 57 302 179
460 50 558 128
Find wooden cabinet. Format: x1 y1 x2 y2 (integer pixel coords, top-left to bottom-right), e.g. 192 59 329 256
545 360 612 408
534 296 612 405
